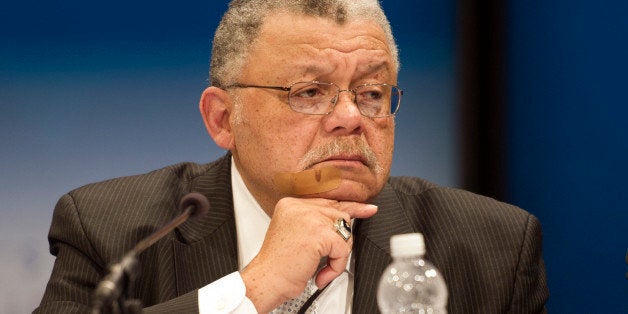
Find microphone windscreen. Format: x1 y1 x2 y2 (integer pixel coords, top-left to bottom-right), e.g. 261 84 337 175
179 192 210 218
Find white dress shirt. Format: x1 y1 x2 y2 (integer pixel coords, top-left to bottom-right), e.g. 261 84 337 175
198 159 353 313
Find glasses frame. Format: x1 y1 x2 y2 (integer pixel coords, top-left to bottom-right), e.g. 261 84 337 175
224 81 402 118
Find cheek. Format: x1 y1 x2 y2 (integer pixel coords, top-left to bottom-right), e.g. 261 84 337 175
372 120 395 157
237 105 318 168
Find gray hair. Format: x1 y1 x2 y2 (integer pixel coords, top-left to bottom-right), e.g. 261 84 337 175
209 0 399 88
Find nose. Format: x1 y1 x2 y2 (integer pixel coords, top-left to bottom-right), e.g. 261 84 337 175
332 89 362 114
334 89 357 105
324 89 363 134
330 89 362 115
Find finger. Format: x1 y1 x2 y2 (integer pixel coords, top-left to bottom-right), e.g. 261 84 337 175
282 198 376 220
334 202 378 219
316 206 351 226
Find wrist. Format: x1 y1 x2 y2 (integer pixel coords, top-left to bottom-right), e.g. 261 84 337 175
240 263 287 313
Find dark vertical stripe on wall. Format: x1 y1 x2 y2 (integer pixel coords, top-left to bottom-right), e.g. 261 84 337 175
457 0 506 200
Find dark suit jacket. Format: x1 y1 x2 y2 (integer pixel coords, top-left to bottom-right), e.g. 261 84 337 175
35 154 548 313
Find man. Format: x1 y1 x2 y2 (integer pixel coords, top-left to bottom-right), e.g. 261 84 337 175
36 1 548 313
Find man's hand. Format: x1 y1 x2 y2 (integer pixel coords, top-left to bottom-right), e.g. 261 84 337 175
240 197 377 312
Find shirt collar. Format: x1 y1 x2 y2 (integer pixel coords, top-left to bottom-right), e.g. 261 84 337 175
231 158 271 270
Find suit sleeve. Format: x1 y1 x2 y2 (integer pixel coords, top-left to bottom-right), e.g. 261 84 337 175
34 194 202 313
34 193 104 313
508 214 549 313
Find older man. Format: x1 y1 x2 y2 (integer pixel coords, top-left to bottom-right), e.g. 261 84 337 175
36 1 548 313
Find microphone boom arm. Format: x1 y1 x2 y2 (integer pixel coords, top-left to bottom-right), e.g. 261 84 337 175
90 192 210 314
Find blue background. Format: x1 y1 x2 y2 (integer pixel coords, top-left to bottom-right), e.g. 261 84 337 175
506 1 628 312
1 0 626 312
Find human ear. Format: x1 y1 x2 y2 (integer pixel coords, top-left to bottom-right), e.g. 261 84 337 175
199 86 235 150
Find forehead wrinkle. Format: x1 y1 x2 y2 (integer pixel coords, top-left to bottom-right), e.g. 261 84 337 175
285 51 393 85
278 59 336 83
298 38 392 70
299 33 390 58
317 47 393 79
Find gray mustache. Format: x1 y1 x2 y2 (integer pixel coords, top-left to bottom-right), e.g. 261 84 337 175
299 137 382 173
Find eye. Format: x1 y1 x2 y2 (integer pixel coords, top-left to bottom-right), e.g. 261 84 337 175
358 85 386 101
363 90 383 100
292 84 324 99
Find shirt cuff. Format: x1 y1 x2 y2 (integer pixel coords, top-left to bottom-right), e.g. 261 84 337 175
198 271 258 313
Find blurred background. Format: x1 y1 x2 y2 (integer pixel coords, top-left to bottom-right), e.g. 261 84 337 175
1 0 626 312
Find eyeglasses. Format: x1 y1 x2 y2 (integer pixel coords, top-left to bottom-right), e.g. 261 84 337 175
224 81 402 118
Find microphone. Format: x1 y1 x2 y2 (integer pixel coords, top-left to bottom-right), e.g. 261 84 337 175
91 192 210 313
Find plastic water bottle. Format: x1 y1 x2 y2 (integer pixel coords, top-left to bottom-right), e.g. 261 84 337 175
377 233 448 313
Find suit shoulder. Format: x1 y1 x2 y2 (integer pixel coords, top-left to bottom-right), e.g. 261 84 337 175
50 156 230 261
388 176 532 224
59 156 230 232
67 156 228 202
387 176 439 195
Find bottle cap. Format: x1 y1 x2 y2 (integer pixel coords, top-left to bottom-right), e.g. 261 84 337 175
390 233 425 258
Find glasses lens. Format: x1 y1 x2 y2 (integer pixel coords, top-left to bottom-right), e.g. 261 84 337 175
288 82 335 114
389 86 401 116
288 82 401 117
356 84 400 117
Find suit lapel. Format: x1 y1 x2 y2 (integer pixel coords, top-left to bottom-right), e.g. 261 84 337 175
172 155 240 294
352 183 416 312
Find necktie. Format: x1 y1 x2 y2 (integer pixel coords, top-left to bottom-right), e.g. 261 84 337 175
270 278 318 314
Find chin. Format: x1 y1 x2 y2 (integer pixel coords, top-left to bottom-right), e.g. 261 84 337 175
314 179 382 202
